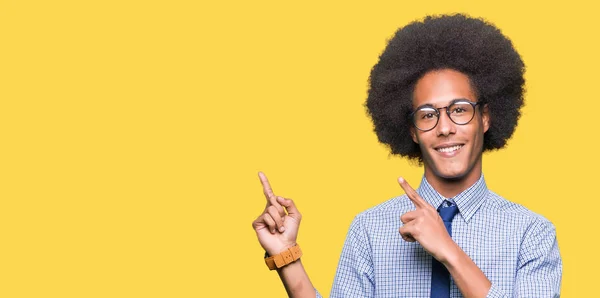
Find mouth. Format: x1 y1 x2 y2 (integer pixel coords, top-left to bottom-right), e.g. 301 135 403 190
434 144 464 155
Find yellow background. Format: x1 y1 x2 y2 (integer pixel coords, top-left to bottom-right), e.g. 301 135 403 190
1 0 598 297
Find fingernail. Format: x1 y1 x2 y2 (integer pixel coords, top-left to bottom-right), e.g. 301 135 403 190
279 226 285 232
271 229 276 234
398 177 404 183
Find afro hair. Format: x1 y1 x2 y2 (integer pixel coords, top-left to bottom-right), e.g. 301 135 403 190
365 13 525 162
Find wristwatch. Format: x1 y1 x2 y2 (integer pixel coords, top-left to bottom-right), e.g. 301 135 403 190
264 244 302 270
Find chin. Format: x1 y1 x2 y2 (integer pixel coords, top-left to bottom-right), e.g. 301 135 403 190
436 171 467 181
434 168 469 181
429 156 481 183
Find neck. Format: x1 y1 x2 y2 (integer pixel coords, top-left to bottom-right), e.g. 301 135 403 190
424 164 482 198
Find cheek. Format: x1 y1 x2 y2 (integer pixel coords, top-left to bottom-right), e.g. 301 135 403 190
415 133 433 154
466 125 485 152
455 126 482 155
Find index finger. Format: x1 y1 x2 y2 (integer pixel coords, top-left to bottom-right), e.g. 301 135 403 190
258 171 275 200
398 177 427 209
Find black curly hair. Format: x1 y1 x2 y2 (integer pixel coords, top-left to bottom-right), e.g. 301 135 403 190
365 13 525 162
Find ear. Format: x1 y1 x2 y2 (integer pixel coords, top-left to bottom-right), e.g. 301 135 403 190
410 126 419 144
482 104 490 133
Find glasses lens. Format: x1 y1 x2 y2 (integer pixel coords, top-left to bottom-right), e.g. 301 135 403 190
448 101 475 124
413 107 438 131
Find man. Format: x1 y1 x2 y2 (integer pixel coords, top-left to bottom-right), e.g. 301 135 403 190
252 14 562 297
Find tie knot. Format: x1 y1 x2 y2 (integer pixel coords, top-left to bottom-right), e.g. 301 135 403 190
438 200 459 222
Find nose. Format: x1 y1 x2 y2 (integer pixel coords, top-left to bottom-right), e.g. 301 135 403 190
436 108 456 136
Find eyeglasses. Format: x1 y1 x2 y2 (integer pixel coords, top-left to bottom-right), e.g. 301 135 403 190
410 100 481 132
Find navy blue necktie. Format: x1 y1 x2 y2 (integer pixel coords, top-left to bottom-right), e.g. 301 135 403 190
430 200 459 298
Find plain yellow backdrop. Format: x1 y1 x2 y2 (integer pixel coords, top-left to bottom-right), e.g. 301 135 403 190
1 0 598 297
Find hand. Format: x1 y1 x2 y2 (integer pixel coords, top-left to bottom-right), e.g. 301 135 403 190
398 177 458 263
252 172 302 256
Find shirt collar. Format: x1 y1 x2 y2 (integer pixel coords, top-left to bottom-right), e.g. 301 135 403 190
416 174 488 223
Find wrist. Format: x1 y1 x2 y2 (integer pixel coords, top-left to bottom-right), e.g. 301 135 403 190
265 243 302 270
265 241 297 257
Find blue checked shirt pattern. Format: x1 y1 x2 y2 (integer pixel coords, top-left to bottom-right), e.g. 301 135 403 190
315 175 562 297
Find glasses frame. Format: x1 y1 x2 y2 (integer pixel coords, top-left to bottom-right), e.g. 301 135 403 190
410 100 481 132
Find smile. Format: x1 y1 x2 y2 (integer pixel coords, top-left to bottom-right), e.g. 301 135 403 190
436 145 463 153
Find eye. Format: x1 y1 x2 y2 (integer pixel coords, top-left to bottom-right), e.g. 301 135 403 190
421 112 435 119
451 107 467 114
450 102 472 114
416 107 437 120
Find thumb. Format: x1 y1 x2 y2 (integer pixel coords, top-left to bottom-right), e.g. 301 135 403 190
277 197 301 220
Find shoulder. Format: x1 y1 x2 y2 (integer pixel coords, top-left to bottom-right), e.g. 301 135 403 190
484 192 561 269
483 190 556 233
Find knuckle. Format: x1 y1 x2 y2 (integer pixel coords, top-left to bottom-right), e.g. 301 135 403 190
263 213 273 222
273 202 284 212
412 227 421 236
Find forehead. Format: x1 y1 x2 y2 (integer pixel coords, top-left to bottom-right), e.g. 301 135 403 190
412 69 477 108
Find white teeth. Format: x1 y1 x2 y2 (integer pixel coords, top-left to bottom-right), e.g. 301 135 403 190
437 145 462 153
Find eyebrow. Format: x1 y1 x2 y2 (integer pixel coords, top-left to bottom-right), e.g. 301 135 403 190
415 98 472 110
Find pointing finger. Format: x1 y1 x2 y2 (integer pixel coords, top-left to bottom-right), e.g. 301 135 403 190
398 177 427 209
258 172 275 201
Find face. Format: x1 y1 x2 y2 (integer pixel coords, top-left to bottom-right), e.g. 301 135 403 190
410 69 490 183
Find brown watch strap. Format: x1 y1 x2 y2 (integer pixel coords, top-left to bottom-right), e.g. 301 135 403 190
264 244 302 270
